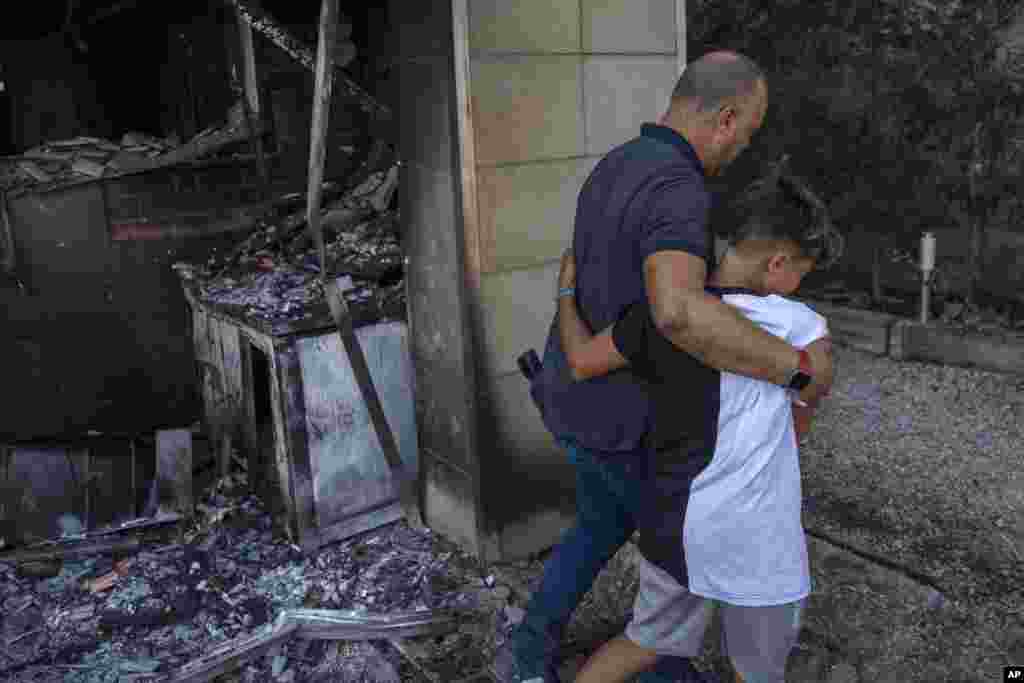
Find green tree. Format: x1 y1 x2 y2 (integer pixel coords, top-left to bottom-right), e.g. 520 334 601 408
692 0 1024 307
915 2 1024 305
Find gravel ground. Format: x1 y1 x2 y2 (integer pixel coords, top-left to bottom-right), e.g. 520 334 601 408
796 344 1024 675
492 343 1024 681
800 344 1023 602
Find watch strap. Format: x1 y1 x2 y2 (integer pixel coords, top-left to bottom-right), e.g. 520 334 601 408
797 349 813 374
786 350 813 391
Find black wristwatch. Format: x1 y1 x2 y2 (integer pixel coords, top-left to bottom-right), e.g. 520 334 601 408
786 349 813 392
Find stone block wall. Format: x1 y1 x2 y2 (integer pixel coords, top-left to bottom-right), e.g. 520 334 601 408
393 0 688 561
462 0 687 559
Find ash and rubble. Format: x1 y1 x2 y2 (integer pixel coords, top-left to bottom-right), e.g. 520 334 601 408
0 473 526 682
174 159 406 333
0 100 259 197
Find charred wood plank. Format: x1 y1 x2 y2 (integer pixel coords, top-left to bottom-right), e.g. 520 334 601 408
236 9 262 121
0 190 15 275
79 513 182 539
306 0 338 282
324 277 423 529
156 429 193 516
85 0 142 26
0 537 140 564
284 608 455 641
144 122 264 173
227 0 390 120
234 7 270 195
272 344 318 546
154 608 453 682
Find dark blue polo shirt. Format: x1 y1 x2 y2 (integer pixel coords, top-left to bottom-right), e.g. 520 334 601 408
531 123 713 455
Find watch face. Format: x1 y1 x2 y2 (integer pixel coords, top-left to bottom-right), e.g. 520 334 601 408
790 372 812 392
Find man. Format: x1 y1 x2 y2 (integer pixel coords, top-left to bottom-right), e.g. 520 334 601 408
558 165 839 683
496 51 827 683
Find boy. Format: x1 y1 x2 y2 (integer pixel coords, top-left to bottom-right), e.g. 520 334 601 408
556 167 840 683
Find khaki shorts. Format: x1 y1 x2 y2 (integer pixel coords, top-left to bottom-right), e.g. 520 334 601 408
626 555 804 683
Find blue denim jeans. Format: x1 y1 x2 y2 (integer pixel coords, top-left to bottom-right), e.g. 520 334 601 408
511 438 701 682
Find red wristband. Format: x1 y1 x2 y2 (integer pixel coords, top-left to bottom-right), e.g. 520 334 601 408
798 349 813 375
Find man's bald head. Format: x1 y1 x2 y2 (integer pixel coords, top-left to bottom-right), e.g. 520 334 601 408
662 51 768 176
670 51 766 116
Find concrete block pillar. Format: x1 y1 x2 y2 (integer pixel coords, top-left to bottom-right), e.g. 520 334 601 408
393 0 688 562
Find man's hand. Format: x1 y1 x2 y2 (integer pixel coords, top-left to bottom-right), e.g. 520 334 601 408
644 250 802 386
559 248 576 291
799 335 833 405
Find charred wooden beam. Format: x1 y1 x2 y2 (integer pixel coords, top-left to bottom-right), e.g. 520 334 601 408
83 513 183 539
236 12 262 119
0 537 141 564
155 608 453 683
307 0 338 280
272 345 318 546
141 121 265 174
285 608 456 640
0 511 182 564
233 8 270 195
227 0 391 120
85 0 142 26
0 191 15 275
325 277 424 529
156 429 193 517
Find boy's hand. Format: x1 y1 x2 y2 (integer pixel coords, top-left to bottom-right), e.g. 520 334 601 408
559 248 576 290
793 403 814 440
793 334 834 440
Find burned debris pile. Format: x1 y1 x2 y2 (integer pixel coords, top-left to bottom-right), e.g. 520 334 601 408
0 473 520 683
175 152 404 335
0 101 262 197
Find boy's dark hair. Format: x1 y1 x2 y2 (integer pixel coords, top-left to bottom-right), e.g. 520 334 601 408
726 155 844 269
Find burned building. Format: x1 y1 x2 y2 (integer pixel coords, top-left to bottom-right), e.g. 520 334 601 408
1 0 694 596
0 0 406 544
0 0 699 563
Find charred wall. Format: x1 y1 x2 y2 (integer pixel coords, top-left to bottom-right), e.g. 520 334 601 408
389 0 486 558
0 1 393 442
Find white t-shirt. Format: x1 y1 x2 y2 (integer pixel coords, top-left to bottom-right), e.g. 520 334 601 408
682 294 828 606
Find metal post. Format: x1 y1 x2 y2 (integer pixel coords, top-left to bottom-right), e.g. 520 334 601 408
920 273 931 324
920 232 936 325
